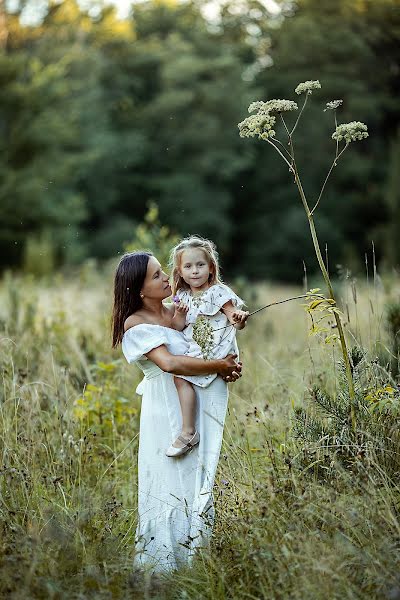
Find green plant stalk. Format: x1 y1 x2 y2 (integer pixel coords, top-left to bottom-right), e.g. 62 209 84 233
292 165 356 426
244 99 359 427
272 111 356 425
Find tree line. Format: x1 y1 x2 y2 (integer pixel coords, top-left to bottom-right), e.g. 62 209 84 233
0 0 399 281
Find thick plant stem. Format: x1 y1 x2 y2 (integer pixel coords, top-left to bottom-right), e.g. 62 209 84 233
308 214 355 396
271 114 356 426
293 168 356 427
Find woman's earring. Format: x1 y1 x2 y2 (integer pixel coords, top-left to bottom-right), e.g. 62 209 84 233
140 293 144 299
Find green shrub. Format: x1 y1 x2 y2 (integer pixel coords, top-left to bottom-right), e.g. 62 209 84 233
23 230 56 277
385 301 400 376
125 202 179 270
293 346 400 481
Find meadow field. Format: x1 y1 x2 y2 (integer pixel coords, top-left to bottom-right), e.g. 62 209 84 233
1 262 400 599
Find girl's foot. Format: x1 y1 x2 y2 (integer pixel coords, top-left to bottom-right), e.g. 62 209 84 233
165 430 200 458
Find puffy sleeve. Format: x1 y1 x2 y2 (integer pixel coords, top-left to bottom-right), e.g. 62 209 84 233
121 324 169 364
200 283 245 316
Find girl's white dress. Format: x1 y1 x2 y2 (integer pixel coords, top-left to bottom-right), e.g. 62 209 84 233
121 284 244 573
176 283 244 383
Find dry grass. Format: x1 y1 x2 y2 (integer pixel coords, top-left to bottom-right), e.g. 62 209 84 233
1 265 400 599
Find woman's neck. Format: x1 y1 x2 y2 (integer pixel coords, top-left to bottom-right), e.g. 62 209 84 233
142 298 168 318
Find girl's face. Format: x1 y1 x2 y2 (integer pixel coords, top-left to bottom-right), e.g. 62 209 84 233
179 248 212 292
141 256 171 300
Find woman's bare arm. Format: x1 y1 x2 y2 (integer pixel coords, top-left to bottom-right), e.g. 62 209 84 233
145 345 242 379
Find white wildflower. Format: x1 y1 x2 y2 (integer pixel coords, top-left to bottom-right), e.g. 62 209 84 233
324 99 343 111
248 101 266 113
248 99 298 114
193 316 214 360
332 121 368 143
295 80 321 95
238 114 276 141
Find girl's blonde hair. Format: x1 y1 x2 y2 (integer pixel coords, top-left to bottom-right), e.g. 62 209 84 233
169 235 222 295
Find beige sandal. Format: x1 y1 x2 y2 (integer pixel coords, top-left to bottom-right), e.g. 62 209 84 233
165 430 200 458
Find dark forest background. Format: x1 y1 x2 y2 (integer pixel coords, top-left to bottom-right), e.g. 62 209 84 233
0 0 399 281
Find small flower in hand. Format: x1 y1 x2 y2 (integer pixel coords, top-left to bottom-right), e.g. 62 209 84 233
173 295 180 304
175 302 189 315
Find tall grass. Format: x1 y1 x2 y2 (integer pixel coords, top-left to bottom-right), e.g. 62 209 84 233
1 268 400 599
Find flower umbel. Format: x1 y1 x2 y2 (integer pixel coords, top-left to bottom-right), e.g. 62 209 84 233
248 99 298 115
295 80 321 95
192 316 214 359
332 121 368 143
324 99 343 111
238 114 276 141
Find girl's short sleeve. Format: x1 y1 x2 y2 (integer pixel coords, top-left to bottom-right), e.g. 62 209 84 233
121 324 169 364
201 284 245 316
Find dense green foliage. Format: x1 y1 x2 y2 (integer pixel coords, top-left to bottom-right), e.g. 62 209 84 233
1 0 399 280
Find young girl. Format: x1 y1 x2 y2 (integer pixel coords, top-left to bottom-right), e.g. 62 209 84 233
166 235 249 458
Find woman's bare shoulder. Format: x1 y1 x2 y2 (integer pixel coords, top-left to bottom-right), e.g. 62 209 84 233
124 303 175 333
124 313 146 333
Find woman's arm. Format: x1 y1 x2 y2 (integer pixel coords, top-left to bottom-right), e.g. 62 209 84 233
145 346 242 379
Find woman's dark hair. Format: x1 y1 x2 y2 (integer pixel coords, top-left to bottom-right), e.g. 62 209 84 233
111 251 152 348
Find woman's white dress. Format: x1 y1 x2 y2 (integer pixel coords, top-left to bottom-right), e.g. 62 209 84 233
121 284 244 573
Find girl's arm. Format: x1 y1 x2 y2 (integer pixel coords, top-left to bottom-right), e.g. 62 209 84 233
145 345 242 379
170 302 189 332
221 300 250 330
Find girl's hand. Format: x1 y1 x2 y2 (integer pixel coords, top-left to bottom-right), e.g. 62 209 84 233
232 309 249 324
222 301 249 329
171 298 189 331
175 301 189 315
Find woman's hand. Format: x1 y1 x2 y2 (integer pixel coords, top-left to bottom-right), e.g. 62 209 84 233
218 354 242 381
222 361 242 382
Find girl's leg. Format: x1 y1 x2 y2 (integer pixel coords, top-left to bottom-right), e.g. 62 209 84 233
172 377 197 448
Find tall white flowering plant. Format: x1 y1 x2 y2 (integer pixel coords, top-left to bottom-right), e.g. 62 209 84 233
238 80 369 425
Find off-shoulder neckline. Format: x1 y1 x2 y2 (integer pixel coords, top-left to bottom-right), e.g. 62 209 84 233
123 322 174 337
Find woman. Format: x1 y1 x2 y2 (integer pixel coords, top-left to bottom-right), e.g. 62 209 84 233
112 251 242 573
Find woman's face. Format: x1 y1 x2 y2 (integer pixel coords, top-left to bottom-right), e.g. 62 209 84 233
141 256 171 300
